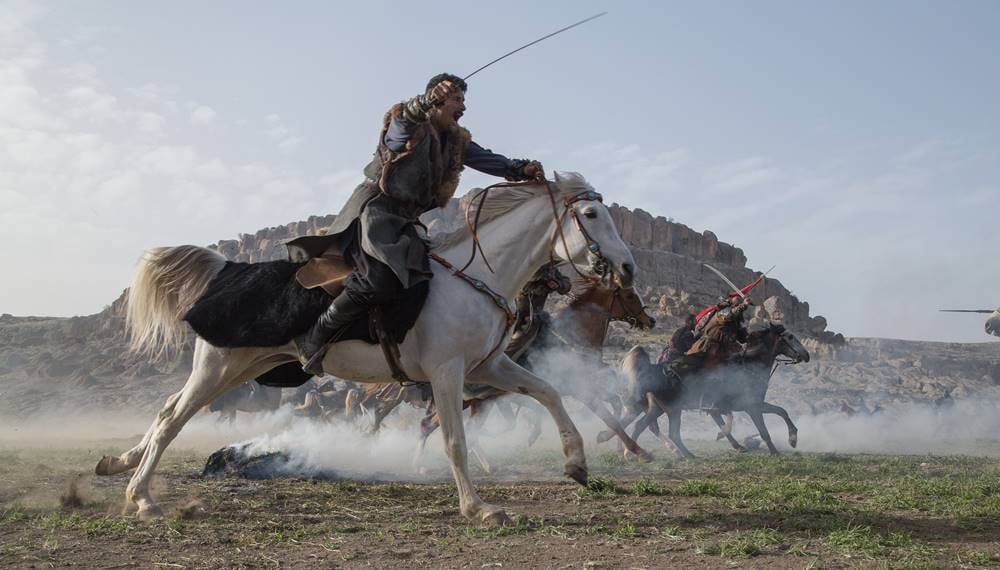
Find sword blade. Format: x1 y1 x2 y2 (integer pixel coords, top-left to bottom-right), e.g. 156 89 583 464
463 12 608 81
704 264 747 300
938 309 995 313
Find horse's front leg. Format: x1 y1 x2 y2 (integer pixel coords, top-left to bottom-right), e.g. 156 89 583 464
746 406 780 455
468 355 587 486
466 399 495 474
581 396 652 463
760 401 798 448
429 360 510 526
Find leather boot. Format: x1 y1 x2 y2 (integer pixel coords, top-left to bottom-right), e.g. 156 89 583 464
299 293 368 375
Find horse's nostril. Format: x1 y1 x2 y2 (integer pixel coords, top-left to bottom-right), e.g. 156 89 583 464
622 262 635 278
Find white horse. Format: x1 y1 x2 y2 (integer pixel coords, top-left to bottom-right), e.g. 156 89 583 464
95 172 637 525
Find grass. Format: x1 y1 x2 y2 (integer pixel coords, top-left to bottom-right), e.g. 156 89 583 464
675 480 724 497
575 476 621 498
824 523 913 559
632 478 667 496
701 528 783 558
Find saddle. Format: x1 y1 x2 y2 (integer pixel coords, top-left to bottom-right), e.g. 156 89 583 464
294 253 415 384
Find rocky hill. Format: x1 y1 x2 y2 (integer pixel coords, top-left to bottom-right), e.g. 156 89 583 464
1 204 997 419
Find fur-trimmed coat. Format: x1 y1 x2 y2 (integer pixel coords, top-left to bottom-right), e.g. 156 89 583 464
287 101 527 290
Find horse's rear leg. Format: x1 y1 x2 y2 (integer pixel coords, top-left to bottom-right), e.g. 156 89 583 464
95 391 183 476
469 355 587 486
761 402 798 448
125 344 249 519
709 411 746 452
747 407 780 455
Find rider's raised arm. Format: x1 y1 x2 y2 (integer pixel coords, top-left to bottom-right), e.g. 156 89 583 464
383 95 434 152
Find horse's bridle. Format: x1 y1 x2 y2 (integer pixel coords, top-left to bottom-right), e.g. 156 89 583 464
430 179 612 369
545 182 611 283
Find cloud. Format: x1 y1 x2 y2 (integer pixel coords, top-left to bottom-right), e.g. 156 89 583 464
0 9 333 317
190 105 216 124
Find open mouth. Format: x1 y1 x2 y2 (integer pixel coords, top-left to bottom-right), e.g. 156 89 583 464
454 111 463 121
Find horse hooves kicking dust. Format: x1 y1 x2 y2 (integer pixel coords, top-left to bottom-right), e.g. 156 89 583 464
565 464 589 486
482 510 514 527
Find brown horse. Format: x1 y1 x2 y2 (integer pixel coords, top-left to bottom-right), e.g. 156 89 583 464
413 276 658 468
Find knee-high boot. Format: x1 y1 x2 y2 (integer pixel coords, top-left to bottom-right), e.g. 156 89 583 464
298 292 368 375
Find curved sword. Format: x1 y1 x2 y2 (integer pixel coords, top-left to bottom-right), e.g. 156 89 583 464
704 264 747 301
464 12 608 81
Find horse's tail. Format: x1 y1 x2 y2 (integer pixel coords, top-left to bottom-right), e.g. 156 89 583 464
126 245 227 359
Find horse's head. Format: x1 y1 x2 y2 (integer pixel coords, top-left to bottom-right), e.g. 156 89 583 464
609 286 656 330
749 322 810 364
550 172 637 288
772 323 810 363
986 309 1000 337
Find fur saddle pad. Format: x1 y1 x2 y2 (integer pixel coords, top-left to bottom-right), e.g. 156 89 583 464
183 260 428 351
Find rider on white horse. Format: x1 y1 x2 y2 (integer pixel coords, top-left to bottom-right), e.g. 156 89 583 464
288 73 545 374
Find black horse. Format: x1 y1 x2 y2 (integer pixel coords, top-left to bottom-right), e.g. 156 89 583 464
605 322 810 458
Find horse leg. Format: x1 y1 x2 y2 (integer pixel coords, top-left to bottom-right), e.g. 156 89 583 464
747 406 780 455
467 399 494 474
468 355 587 486
597 404 642 443
581 396 652 463
524 401 543 447
371 397 402 433
95 391 183 476
760 402 798 449
411 400 440 474
125 344 255 519
429 360 509 526
662 405 695 459
709 410 746 452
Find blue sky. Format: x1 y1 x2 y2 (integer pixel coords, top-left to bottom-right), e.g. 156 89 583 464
1 0 998 342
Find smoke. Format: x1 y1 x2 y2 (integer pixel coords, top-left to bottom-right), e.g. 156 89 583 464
783 400 1000 456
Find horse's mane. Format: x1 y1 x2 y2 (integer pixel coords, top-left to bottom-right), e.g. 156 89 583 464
429 172 597 252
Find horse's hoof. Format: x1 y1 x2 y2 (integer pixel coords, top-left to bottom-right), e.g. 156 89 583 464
596 431 613 444
95 456 125 476
789 433 798 448
482 510 512 528
95 456 114 476
136 504 164 521
636 449 654 463
734 445 748 453
565 464 588 487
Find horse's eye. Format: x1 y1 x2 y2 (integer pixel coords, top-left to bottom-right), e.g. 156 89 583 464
583 209 598 219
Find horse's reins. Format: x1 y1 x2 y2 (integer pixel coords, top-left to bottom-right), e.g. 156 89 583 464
768 332 798 380
429 179 608 370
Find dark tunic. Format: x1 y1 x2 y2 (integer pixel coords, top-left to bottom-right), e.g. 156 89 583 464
288 103 527 291
657 324 695 365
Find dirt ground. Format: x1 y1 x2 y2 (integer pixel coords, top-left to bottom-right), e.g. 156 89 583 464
1 428 999 570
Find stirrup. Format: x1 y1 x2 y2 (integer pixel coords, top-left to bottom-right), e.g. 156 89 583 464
302 348 327 376
299 325 350 376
